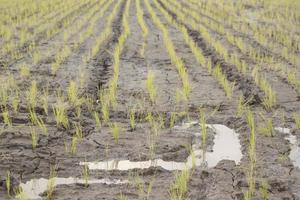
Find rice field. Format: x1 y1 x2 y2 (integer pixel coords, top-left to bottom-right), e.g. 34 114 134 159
0 0 300 199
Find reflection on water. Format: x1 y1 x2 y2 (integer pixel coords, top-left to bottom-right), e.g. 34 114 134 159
18 177 128 200
80 123 243 170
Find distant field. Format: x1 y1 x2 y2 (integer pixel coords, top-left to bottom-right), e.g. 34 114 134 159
0 0 300 199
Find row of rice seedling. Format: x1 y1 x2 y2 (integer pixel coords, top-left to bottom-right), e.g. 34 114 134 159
162 0 277 109
0 0 64 44
1 0 96 62
135 0 148 57
94 0 130 143
50 0 114 75
144 0 191 103
86 0 124 60
154 0 233 99
184 0 300 91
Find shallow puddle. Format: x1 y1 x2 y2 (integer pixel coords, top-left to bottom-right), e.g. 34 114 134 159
80 123 243 171
275 127 300 168
18 177 128 200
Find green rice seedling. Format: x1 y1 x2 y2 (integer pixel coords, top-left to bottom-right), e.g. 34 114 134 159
262 85 276 111
0 83 9 106
146 112 164 136
237 95 246 117
110 122 121 144
84 94 94 113
98 89 110 124
131 172 154 200
81 162 89 187
30 126 37 149
278 153 289 162
15 187 27 200
246 110 256 198
2 108 12 127
37 118 47 135
6 171 10 196
293 113 300 129
119 193 128 200
260 180 269 200
52 100 69 129
93 111 101 130
148 134 156 160
67 81 79 106
169 112 177 128
27 80 38 109
70 134 78 155
130 109 136 130
199 110 207 162
101 101 110 124
47 165 57 200
169 168 190 200
29 108 39 125
146 70 157 104
258 114 274 137
12 94 20 112
19 65 30 77
212 64 233 99
75 123 83 140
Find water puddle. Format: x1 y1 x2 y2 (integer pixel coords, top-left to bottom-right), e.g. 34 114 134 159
18 177 128 200
80 123 243 171
275 127 300 168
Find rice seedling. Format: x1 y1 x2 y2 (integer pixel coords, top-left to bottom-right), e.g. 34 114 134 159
110 122 121 144
93 111 101 130
148 134 156 160
169 168 190 200
129 109 136 130
70 134 78 155
260 179 269 200
258 114 274 137
146 70 157 105
145 0 191 101
30 126 37 149
101 100 110 124
47 165 57 200
12 95 20 112
52 96 69 129
75 123 83 139
19 65 30 77
146 112 164 136
245 110 256 199
130 172 154 200
119 193 128 200
199 110 207 162
136 0 148 57
81 162 89 187
237 95 247 117
15 187 27 200
212 64 233 99
27 80 38 109
169 112 177 128
67 81 79 106
6 171 10 196
2 108 12 127
293 113 300 129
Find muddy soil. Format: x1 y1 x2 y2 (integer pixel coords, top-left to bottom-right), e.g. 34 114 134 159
0 0 300 199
